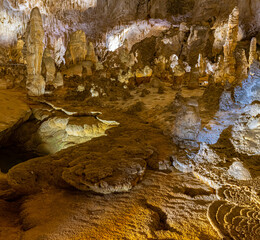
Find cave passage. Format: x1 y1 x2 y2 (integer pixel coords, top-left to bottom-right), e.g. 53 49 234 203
0 145 38 173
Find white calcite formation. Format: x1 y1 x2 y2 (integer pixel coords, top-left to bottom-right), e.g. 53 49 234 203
227 161 252 181
0 0 97 46
105 19 171 52
29 115 119 155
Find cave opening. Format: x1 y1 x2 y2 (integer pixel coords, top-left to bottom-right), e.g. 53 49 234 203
0 144 38 173
0 119 40 173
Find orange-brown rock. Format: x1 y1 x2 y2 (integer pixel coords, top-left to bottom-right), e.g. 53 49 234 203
65 30 88 65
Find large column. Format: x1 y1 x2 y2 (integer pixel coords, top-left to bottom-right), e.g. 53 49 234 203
26 7 45 96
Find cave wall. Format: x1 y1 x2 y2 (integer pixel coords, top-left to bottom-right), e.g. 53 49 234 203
0 0 259 66
1 0 259 46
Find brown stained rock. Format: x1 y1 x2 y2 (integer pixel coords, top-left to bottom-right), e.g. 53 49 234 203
86 42 98 64
17 171 218 240
0 90 31 145
5 112 174 195
249 37 258 67
25 7 45 96
42 48 56 85
214 55 225 84
65 30 88 65
0 198 21 240
186 25 212 66
53 72 63 88
235 48 248 81
197 53 206 77
62 156 147 194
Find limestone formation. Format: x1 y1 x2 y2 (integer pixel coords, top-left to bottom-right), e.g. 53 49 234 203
178 22 189 42
136 66 153 78
42 48 56 85
214 55 224 83
25 7 45 96
19 114 119 155
223 7 239 83
231 104 260 156
170 54 185 77
196 53 206 76
172 97 201 147
65 30 88 65
208 200 260 240
86 41 98 64
235 48 248 81
249 37 257 67
53 72 63 88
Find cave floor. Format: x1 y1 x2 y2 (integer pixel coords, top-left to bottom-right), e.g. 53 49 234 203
0 86 222 240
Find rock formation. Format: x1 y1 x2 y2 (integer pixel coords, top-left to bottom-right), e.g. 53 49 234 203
235 48 248 81
42 47 56 85
249 37 257 67
65 30 88 65
25 7 45 96
196 53 206 76
172 96 201 147
223 7 239 83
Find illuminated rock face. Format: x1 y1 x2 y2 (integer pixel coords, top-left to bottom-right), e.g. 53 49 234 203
25 7 45 96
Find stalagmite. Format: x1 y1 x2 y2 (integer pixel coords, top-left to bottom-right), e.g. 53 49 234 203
249 37 257 66
223 7 239 83
196 54 206 76
42 48 56 85
86 42 98 64
235 49 248 81
66 30 88 65
214 55 224 83
26 7 45 96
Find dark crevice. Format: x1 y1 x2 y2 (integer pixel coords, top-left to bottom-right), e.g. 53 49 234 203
143 199 183 236
183 187 213 198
